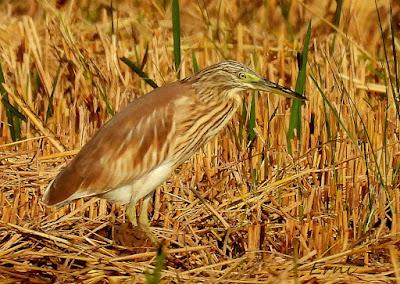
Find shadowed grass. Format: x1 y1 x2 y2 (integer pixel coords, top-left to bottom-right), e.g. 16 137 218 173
191 52 200 73
330 0 343 53
172 0 181 78
248 93 256 144
278 0 294 40
45 62 62 122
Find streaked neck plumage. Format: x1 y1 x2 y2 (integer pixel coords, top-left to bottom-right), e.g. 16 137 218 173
172 81 244 166
190 80 243 109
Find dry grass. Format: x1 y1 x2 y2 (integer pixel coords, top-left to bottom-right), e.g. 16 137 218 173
1 0 399 283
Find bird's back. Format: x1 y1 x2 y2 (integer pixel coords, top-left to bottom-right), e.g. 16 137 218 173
43 81 195 206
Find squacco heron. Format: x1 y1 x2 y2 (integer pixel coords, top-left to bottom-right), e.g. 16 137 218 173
43 60 306 242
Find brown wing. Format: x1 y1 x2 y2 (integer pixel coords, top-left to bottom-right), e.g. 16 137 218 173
43 82 195 206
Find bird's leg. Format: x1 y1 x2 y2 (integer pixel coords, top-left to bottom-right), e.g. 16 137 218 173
138 194 159 244
126 198 138 227
126 194 158 244
138 194 151 227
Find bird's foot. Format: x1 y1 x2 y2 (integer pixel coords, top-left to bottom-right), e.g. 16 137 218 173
137 223 159 245
126 213 159 245
137 210 159 245
126 196 159 245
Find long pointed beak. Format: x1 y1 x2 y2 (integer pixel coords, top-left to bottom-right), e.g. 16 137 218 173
256 79 307 101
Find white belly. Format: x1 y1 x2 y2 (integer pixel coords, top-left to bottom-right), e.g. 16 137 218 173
101 161 174 204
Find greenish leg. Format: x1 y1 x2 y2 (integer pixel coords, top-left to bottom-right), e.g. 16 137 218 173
126 194 159 244
126 198 138 227
138 194 151 227
138 194 159 244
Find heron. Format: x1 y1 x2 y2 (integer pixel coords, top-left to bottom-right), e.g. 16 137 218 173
43 60 306 243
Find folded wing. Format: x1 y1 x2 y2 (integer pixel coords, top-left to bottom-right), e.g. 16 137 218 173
43 82 193 206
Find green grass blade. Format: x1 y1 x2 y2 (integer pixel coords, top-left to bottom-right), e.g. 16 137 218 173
388 1 400 121
287 21 311 154
0 96 26 122
0 62 26 141
121 57 158 89
191 52 199 73
238 103 247 146
110 0 116 35
248 93 256 144
4 106 21 142
330 0 343 53
389 2 399 97
97 85 115 116
172 0 181 78
46 62 63 122
145 244 165 284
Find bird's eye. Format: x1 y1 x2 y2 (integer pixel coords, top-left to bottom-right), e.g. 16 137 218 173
238 72 247 80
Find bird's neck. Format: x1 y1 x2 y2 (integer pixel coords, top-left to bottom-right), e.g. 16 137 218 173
200 88 243 135
196 87 243 109
172 88 242 166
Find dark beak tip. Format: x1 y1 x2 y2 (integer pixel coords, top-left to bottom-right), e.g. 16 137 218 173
261 78 308 102
293 90 307 100
293 92 307 102
299 97 308 104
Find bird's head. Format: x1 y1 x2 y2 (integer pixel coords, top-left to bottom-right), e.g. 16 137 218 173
184 60 307 103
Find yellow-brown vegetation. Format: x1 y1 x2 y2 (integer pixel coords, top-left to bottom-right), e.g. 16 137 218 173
0 0 399 282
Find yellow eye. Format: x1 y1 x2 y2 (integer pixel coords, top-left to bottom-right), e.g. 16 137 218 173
238 72 246 79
